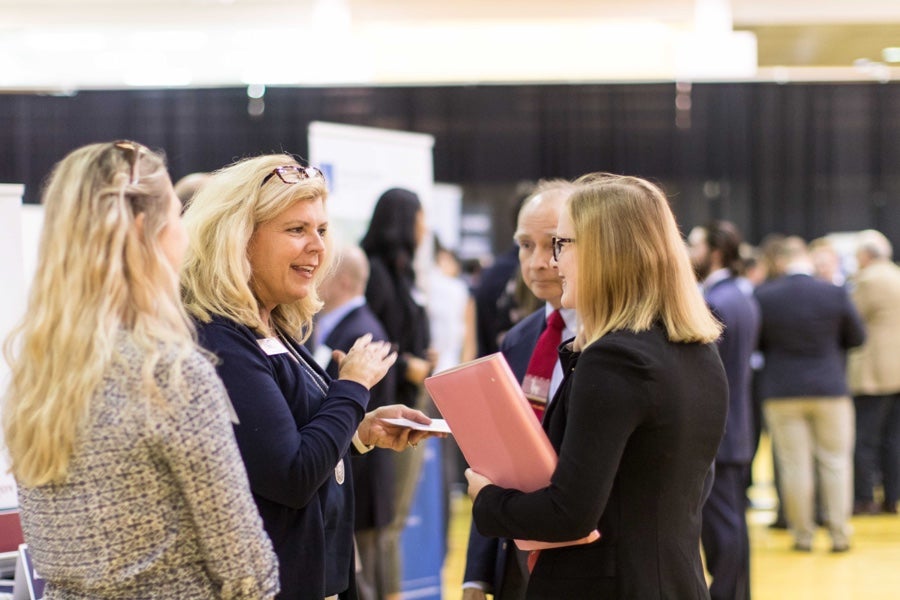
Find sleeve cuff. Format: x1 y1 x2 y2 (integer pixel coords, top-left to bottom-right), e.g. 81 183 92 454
352 431 375 454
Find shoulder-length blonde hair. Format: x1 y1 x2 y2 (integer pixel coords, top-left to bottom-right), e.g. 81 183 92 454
3 141 194 487
568 173 721 347
180 154 331 340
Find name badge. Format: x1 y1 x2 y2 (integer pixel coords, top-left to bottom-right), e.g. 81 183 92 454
257 337 289 356
335 458 345 485
312 344 334 369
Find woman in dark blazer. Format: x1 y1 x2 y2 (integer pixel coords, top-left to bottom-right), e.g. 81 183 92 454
360 187 434 408
466 173 729 599
180 156 437 600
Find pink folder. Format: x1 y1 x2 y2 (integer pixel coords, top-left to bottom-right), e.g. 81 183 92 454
424 353 600 551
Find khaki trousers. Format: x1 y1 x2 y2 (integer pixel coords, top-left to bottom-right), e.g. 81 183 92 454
764 396 855 547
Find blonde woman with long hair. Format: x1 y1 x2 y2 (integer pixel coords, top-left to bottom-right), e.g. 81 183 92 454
180 154 440 600
466 173 728 599
2 141 279 599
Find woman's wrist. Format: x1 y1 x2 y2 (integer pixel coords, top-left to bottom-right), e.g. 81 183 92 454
352 430 374 454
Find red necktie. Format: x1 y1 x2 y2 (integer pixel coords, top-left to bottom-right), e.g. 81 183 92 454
522 309 565 421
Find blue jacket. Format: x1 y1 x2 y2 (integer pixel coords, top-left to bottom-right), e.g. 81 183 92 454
197 315 367 600
754 273 866 399
705 276 760 464
322 304 398 531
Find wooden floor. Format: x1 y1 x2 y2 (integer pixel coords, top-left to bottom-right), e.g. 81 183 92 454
440 435 900 599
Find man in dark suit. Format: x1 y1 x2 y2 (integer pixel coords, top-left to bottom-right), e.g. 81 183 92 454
463 179 577 600
315 245 399 600
755 236 866 553
689 221 760 600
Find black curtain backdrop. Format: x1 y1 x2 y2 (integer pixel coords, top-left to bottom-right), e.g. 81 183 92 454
2 82 899 250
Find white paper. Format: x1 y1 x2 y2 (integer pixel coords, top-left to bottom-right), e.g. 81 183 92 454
380 417 451 434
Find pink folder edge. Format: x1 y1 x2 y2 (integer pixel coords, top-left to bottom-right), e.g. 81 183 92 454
424 353 600 551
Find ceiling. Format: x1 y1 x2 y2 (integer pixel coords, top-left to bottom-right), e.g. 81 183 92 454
2 0 900 89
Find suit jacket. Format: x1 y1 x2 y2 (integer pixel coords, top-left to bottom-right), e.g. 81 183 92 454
463 307 545 595
754 273 866 400
705 276 761 464
473 323 728 599
322 304 398 530
847 260 900 395
197 315 365 600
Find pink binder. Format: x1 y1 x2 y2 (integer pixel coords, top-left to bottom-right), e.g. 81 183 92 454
425 353 600 551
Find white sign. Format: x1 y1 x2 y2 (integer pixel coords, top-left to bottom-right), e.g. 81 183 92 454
0 185 26 510
308 121 435 249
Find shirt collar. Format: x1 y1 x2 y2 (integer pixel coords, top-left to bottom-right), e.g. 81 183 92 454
702 268 732 292
315 295 367 347
545 303 578 340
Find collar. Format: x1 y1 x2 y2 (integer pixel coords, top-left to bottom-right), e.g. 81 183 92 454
702 268 732 292
545 303 578 340
784 262 814 277
315 295 367 347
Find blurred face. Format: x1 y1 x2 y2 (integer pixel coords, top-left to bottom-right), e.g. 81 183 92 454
687 226 712 280
515 194 564 308
158 187 188 274
812 247 840 282
247 197 327 313
554 208 577 309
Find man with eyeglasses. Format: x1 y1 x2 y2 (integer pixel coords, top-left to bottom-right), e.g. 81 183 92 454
462 179 577 600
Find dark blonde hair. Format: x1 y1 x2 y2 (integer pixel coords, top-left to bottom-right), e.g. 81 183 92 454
180 154 331 340
3 141 193 486
568 173 721 347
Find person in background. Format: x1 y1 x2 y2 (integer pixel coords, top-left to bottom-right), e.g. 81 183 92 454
847 229 900 516
467 173 727 598
688 220 760 600
360 188 436 408
360 187 438 600
809 236 846 287
429 236 477 375
755 236 866 553
315 244 400 600
3 141 279 598
181 155 439 600
463 179 578 600
427 237 478 512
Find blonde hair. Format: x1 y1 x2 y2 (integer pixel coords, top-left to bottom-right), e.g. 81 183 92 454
180 154 331 340
568 173 722 347
3 141 194 486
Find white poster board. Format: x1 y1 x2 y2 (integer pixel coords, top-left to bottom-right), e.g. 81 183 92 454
308 121 436 249
0 185 27 511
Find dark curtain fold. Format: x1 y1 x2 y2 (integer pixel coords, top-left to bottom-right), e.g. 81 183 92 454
2 82 899 249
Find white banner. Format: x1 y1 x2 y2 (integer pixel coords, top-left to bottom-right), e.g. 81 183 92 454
0 184 26 510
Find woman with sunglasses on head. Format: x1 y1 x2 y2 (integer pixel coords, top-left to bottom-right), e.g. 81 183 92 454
3 141 279 598
466 173 728 599
180 155 439 600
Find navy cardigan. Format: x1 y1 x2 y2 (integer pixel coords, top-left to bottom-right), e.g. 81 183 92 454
197 315 369 600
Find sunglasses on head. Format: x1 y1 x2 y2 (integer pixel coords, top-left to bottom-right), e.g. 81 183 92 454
113 140 143 186
261 165 325 186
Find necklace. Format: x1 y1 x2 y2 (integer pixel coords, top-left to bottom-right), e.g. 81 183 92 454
276 328 329 397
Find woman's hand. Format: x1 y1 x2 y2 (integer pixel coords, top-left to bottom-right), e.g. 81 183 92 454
356 404 446 451
333 333 397 389
465 468 493 501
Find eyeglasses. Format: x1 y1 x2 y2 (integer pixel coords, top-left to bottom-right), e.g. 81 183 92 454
113 140 143 185
551 236 576 261
261 165 325 186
